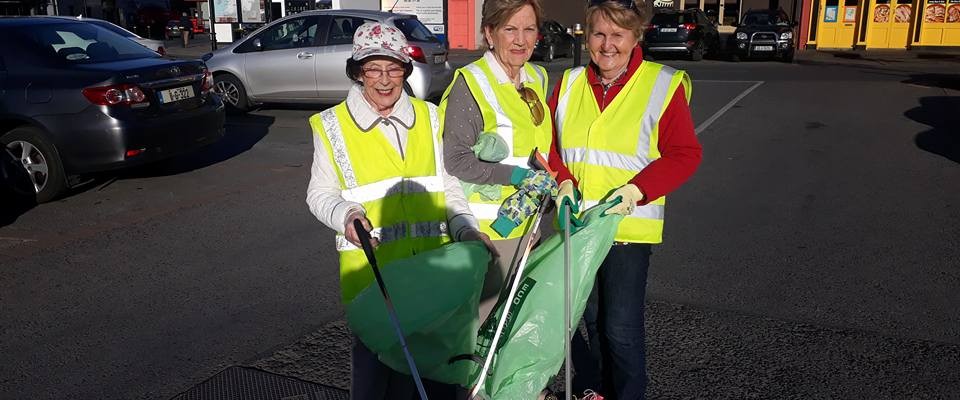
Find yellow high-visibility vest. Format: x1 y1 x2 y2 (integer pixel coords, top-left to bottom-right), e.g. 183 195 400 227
439 57 553 240
553 61 691 243
310 98 450 303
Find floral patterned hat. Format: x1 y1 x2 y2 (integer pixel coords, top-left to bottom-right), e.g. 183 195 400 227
352 21 411 63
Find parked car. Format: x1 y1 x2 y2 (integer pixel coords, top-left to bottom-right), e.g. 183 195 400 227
0 17 225 202
50 16 166 55
202 10 452 113
165 19 182 39
643 8 720 61
728 9 796 62
533 19 575 62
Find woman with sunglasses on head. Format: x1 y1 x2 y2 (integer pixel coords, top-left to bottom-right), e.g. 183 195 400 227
439 0 557 321
306 21 496 400
546 0 703 398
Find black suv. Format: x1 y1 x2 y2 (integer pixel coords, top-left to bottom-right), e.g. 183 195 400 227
643 8 720 61
533 20 575 62
728 9 797 62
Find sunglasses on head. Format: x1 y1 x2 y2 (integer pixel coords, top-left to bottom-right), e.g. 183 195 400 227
518 87 545 126
588 0 640 10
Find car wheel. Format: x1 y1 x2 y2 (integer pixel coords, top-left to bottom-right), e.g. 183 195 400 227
781 50 795 63
1 126 66 203
690 44 704 61
214 74 250 114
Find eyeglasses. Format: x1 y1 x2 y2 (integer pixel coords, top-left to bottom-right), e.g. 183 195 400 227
518 86 545 126
362 68 406 79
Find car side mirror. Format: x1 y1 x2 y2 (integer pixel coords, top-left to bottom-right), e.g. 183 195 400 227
252 38 262 51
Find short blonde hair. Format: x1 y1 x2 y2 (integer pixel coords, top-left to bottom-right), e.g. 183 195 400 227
481 0 544 48
585 0 651 40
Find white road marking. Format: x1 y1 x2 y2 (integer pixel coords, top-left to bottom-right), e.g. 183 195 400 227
693 80 765 135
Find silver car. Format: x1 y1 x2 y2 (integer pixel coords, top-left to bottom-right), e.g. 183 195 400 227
202 10 452 113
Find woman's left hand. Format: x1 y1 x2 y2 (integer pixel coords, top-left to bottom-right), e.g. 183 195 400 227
461 230 500 259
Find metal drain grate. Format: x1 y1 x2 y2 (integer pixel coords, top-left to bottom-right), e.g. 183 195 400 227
171 366 349 400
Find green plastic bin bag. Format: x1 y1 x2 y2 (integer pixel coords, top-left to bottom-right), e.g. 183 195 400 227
345 241 491 385
469 204 623 399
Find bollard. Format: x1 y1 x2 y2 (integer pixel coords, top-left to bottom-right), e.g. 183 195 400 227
572 23 584 67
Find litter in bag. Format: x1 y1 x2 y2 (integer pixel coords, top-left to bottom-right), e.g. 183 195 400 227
470 204 623 399
345 241 490 385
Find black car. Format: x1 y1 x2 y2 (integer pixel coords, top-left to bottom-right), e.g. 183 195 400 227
533 20 575 62
728 9 797 62
0 17 225 202
643 8 720 61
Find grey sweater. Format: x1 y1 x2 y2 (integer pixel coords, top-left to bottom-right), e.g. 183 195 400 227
442 76 516 186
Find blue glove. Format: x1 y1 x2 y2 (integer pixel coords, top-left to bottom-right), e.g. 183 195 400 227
490 189 541 238
509 167 558 198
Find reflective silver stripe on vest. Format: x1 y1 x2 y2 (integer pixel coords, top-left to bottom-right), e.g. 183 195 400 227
463 64 514 154
530 64 547 93
554 66 586 147
341 176 445 205
583 200 665 220
560 148 655 171
637 66 678 157
558 66 677 170
336 221 449 251
321 108 358 188
500 152 549 168
468 203 502 220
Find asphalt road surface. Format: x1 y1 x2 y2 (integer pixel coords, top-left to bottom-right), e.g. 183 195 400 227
2 54 959 399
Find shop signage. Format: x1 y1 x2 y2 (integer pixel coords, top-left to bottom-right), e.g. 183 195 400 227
215 0 239 22
240 0 265 23
382 0 445 34
894 2 912 23
825 5 839 22
949 0 960 23
654 0 676 8
844 6 858 21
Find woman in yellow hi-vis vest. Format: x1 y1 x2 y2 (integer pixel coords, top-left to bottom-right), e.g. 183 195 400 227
439 0 557 322
546 1 703 399
305 22 495 400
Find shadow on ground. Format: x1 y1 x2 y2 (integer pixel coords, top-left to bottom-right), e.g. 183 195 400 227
903 79 960 163
0 148 37 226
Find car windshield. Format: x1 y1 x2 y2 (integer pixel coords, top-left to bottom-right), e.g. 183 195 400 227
21 22 159 63
651 12 696 25
85 19 139 39
742 13 790 26
393 17 439 43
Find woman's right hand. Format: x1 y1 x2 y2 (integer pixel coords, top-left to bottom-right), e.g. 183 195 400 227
343 210 379 248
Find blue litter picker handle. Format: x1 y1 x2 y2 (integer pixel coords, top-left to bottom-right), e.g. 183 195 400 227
353 219 429 400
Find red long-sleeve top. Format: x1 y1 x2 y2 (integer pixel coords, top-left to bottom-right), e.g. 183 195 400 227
547 46 702 206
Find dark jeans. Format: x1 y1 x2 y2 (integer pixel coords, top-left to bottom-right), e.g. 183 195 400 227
351 336 461 400
572 243 652 400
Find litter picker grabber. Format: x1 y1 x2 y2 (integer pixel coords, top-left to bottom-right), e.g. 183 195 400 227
469 193 551 399
563 202 573 399
353 219 429 400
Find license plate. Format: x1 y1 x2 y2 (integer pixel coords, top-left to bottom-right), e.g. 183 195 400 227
433 54 446 64
753 45 775 51
158 85 195 104
660 27 677 32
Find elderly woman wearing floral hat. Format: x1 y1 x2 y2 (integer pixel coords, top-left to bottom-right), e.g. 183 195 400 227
305 21 496 399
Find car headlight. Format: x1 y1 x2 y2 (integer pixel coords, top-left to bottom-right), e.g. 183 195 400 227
780 32 793 40
736 32 748 40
